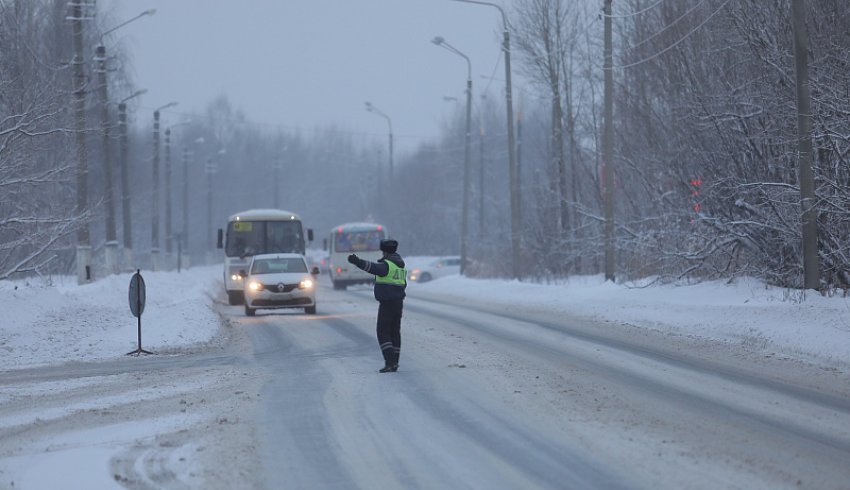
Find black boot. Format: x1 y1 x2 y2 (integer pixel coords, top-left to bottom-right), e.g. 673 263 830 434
378 364 398 373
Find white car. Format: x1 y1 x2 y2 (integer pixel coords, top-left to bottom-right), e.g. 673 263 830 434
409 256 461 283
241 253 319 316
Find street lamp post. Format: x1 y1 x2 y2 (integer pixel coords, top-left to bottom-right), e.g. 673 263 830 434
117 89 146 270
95 9 156 275
164 121 191 269
204 153 220 264
152 102 178 271
183 136 205 269
70 0 91 284
432 36 473 277
364 101 394 182
165 128 173 266
94 45 119 275
451 0 520 279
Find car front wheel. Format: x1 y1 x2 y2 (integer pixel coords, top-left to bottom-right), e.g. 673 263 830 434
305 305 317 314
244 304 256 316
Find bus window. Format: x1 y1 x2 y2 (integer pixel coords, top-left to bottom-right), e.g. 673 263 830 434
267 221 303 254
227 221 261 257
225 220 304 257
334 230 384 253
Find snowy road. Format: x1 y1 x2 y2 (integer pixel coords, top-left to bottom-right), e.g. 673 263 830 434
234 283 850 489
2 276 849 489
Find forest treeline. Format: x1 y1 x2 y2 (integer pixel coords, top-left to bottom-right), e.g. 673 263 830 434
2 0 847 289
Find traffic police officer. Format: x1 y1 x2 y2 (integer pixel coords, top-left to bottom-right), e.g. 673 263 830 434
347 238 406 373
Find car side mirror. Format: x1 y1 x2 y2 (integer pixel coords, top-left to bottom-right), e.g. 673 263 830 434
311 266 320 276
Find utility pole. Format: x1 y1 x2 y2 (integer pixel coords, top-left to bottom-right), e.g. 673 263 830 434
791 0 820 290
462 75 473 276
182 145 190 269
273 152 280 208
376 147 384 212
388 131 394 183
205 157 217 263
501 10 520 279
71 0 91 284
151 102 177 271
603 0 615 282
165 128 173 267
94 44 118 275
364 101 394 183
479 125 485 238
151 110 161 271
118 102 132 268
517 107 523 227
117 90 146 270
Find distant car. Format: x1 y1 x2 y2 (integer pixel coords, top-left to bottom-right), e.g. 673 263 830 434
409 256 461 283
241 253 319 316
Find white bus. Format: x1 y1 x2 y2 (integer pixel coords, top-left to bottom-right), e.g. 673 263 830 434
217 209 313 304
326 222 386 290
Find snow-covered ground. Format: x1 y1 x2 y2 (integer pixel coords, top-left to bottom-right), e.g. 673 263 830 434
1 260 848 371
410 271 850 368
1 260 849 488
0 266 224 370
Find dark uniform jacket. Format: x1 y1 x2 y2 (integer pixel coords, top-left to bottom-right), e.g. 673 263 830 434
350 253 406 302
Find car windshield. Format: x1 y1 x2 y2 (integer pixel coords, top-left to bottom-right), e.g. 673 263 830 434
251 258 308 275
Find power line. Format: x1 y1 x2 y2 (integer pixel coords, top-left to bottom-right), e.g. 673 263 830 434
614 0 733 70
629 0 711 51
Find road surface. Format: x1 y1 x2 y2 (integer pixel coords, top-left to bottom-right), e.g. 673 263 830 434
1 280 849 489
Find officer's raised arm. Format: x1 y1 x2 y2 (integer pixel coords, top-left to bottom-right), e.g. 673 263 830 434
347 253 389 277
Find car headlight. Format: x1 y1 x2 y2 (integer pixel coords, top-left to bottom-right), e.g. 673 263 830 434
231 274 242 281
248 281 263 291
299 278 314 289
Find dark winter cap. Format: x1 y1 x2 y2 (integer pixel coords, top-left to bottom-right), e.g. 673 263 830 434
380 239 398 253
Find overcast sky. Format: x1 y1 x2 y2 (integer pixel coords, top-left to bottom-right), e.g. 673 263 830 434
98 0 521 153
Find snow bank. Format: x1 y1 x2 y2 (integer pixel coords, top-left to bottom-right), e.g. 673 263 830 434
410 273 850 366
0 266 222 370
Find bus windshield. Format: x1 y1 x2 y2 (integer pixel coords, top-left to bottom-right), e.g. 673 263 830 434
226 220 304 257
334 230 384 253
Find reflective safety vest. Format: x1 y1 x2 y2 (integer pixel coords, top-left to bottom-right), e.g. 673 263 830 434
375 260 407 286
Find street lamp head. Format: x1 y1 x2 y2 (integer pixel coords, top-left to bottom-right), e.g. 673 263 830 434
120 88 147 104
156 101 179 112
101 9 158 41
364 101 373 112
431 36 445 46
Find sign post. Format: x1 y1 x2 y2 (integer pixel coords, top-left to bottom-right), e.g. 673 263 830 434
126 269 154 356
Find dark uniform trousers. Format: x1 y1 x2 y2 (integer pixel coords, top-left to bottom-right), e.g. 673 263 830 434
377 299 403 366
